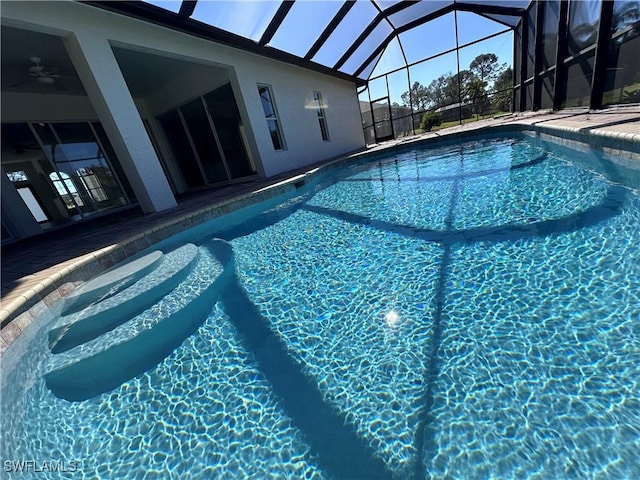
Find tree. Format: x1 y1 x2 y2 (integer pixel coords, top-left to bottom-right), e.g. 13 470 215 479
469 53 503 85
401 81 429 111
403 72 471 111
400 52 512 114
493 66 513 91
424 74 451 108
492 67 513 112
430 70 475 107
466 78 489 118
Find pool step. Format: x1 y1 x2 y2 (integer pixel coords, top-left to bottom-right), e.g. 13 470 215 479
44 239 234 402
62 250 164 315
49 244 198 353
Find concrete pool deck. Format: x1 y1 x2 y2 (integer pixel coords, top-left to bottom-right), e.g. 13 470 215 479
2 107 639 354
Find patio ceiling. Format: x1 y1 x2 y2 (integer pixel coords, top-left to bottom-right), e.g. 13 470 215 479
85 1 530 84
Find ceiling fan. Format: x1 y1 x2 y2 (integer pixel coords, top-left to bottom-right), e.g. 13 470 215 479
9 56 66 89
28 56 60 84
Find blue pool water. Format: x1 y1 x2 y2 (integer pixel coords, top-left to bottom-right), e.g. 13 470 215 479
2 134 639 479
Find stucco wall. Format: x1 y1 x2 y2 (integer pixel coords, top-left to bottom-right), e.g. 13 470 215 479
1 0 366 179
1 92 150 123
235 55 366 176
140 64 231 118
1 92 97 123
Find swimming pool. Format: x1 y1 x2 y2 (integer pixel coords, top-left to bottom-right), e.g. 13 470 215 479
2 134 639 479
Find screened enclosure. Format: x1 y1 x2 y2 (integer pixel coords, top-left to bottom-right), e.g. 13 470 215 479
93 0 640 143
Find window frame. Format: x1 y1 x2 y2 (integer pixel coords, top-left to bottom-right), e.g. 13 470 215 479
49 171 85 208
257 84 286 151
313 91 330 142
76 167 108 203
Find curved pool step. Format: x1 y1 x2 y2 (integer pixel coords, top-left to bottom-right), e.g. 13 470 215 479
49 244 199 353
44 239 234 402
62 250 164 315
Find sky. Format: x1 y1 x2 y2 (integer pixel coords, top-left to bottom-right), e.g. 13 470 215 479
144 0 516 94
369 9 514 101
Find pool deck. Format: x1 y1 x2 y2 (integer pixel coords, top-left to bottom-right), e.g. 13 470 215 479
1 107 639 354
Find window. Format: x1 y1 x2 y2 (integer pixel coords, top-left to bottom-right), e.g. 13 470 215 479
50 171 84 208
257 84 286 150
33 122 130 213
313 91 330 141
7 170 28 183
17 187 48 222
76 167 108 202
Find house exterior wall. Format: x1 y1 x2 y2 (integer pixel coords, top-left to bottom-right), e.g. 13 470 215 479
233 54 366 176
1 0 365 181
141 65 231 119
1 92 98 123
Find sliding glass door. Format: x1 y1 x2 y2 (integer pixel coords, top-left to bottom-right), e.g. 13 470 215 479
1 121 133 229
204 83 255 179
180 97 229 184
157 82 255 191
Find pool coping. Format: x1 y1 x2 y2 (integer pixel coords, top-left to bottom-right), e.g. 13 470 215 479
2 110 639 355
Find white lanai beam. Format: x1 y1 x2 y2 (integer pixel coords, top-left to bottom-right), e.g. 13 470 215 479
64 32 177 213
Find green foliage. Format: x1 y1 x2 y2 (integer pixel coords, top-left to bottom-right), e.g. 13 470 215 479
401 81 429 111
623 88 640 103
492 67 513 112
445 70 474 103
426 75 449 108
466 78 489 116
419 111 442 132
469 53 500 83
400 52 512 115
